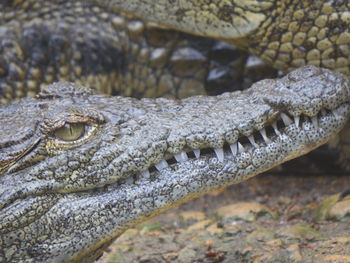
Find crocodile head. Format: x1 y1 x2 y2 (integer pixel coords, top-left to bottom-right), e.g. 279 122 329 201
1 66 350 262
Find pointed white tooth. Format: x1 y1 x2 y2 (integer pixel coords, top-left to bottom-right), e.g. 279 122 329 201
259 128 270 143
230 143 238 156
140 170 150 179
214 148 224 162
238 142 245 153
175 152 188 162
272 122 281 136
311 116 318 127
294 115 300 127
194 149 200 158
155 159 168 170
248 135 258 147
174 153 183 162
180 151 188 161
281 113 293 126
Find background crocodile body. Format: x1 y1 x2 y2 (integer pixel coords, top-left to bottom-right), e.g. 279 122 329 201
0 0 277 103
1 66 350 262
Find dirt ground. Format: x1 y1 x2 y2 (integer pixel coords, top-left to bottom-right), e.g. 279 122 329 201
98 156 350 263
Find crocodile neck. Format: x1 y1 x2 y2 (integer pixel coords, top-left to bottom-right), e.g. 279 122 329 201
1 66 350 262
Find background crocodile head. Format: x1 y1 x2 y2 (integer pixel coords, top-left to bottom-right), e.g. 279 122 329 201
89 0 275 40
90 0 350 75
1 66 350 262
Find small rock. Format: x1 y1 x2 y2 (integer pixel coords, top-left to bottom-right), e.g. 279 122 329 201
312 194 340 221
216 202 277 222
115 229 138 242
246 227 276 244
179 211 206 221
286 244 303 263
163 252 179 262
206 223 224 235
279 224 325 241
177 247 197 263
314 254 350 262
186 219 212 231
330 237 350 245
266 238 284 248
312 193 350 221
328 198 350 221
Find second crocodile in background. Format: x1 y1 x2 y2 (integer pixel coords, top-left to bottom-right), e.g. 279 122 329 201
1 66 350 262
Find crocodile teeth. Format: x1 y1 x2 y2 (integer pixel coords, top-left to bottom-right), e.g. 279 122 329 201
194 149 200 158
230 143 238 156
281 113 293 126
214 148 224 162
248 135 258 147
155 160 168 170
238 142 245 153
140 170 150 179
259 128 270 143
175 152 188 162
294 115 300 127
272 122 281 136
311 116 318 127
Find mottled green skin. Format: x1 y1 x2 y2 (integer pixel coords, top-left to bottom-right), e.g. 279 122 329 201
1 66 350 262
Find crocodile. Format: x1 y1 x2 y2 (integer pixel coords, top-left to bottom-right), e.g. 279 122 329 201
0 0 276 104
1 0 350 262
1 66 350 262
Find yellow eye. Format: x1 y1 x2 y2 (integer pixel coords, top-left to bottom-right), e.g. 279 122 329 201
54 123 85 141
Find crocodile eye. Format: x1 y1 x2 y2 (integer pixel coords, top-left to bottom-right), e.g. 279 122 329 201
54 123 86 141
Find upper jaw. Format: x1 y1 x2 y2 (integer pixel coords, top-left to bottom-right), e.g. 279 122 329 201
98 102 350 195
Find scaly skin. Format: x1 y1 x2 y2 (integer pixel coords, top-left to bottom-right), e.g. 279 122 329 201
1 66 350 262
0 0 274 103
3 1 349 168
1 1 350 262
95 0 350 74
88 0 350 169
